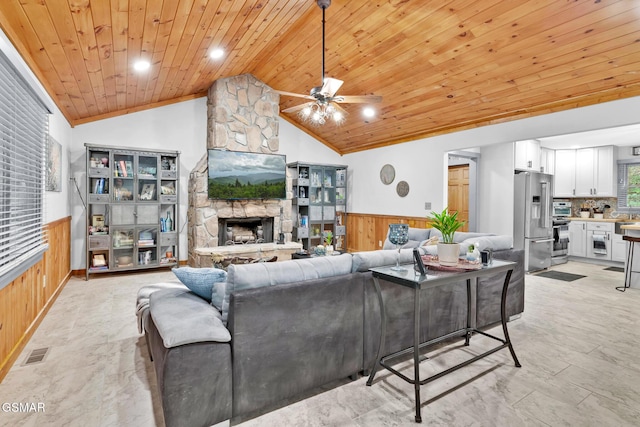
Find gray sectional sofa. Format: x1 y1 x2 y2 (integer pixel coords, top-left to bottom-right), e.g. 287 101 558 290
141 228 524 427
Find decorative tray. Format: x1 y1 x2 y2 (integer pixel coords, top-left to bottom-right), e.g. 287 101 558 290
421 255 482 271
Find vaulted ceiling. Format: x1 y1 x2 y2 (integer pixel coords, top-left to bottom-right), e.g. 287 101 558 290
1 0 639 154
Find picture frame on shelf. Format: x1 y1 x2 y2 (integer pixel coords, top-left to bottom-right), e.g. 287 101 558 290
92 253 107 267
92 214 105 228
139 183 155 200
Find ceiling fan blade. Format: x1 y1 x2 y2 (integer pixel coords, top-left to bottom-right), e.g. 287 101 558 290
320 78 344 97
282 102 313 114
334 94 383 104
273 89 314 100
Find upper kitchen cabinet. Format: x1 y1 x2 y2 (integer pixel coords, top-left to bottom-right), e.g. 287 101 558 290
574 146 617 197
539 147 555 174
514 139 541 172
554 150 576 197
554 146 616 197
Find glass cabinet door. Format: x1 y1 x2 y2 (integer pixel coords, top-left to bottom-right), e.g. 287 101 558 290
138 155 158 202
137 227 158 266
112 227 134 269
113 152 134 201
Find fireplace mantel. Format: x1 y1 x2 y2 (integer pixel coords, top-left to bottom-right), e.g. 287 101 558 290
193 242 302 268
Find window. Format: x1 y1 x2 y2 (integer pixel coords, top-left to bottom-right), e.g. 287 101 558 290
0 49 49 288
617 160 640 211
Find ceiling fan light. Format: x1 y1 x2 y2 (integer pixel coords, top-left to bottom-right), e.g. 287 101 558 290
333 111 343 123
301 105 312 117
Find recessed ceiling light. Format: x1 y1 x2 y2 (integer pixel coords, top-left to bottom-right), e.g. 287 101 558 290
133 60 150 72
363 107 376 118
210 48 225 59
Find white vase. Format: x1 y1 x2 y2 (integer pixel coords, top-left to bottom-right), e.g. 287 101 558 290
438 242 460 266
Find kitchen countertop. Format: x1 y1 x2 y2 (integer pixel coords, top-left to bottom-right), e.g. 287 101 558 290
566 217 623 222
620 224 640 231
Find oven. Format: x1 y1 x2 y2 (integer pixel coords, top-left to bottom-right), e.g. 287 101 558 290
552 201 572 218
552 218 570 264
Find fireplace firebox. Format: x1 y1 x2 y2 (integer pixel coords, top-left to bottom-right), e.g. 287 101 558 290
218 217 274 245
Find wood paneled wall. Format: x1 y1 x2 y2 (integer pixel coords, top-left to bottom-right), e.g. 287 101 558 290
0 216 71 382
346 213 432 253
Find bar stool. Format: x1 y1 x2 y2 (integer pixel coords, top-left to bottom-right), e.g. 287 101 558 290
617 235 640 292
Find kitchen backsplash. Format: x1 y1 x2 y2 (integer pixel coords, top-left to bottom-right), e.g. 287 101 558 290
563 197 621 218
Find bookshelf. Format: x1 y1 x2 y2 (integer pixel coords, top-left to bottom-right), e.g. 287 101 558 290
287 162 347 254
85 143 180 279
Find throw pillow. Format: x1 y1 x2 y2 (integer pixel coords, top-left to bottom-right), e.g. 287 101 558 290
172 267 227 303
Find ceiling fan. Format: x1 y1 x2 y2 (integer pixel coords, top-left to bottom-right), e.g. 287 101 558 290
274 0 382 125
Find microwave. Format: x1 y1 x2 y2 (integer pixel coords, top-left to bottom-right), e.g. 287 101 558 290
552 201 572 217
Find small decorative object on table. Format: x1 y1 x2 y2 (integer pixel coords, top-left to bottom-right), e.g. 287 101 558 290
466 243 480 262
388 223 409 271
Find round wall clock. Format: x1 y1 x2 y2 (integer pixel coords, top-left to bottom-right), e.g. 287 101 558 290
396 180 409 197
380 164 395 185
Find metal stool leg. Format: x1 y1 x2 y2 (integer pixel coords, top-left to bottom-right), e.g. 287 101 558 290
617 238 635 292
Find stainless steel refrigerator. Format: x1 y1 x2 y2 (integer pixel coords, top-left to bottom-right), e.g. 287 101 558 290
514 171 554 272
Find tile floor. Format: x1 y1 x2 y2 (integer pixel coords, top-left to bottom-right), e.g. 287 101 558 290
1 262 640 426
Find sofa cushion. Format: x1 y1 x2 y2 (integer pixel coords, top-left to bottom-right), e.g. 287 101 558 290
149 288 230 348
221 253 353 323
172 267 227 303
460 235 513 251
351 248 416 272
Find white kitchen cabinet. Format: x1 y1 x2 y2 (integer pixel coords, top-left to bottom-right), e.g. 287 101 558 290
612 232 627 263
574 146 617 197
514 139 541 172
539 147 555 174
594 146 616 197
568 220 587 257
586 222 613 261
554 146 616 197
554 150 576 197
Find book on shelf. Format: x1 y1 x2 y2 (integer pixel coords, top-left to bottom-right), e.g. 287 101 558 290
119 160 128 177
94 178 107 194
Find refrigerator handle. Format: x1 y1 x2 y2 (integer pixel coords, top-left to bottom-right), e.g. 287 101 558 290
541 182 550 229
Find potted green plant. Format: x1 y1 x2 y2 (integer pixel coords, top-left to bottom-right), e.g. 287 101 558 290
428 208 465 266
324 230 334 254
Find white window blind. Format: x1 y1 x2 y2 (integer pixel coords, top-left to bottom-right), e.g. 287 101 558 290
0 49 49 288
617 160 640 212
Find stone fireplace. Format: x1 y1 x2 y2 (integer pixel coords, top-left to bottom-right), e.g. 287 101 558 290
187 74 295 266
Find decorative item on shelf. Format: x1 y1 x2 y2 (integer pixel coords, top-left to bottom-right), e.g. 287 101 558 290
428 208 465 266
388 223 409 271
314 245 326 256
165 211 173 232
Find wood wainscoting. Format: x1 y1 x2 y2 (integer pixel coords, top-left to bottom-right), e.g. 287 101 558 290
346 213 432 253
0 216 72 382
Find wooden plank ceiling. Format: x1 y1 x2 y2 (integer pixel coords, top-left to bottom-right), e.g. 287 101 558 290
0 0 639 154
